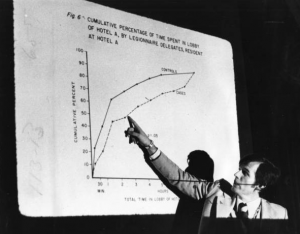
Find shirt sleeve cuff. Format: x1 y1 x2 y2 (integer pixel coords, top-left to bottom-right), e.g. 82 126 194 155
149 149 161 161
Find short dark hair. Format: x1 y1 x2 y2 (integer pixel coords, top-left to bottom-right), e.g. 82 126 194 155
239 154 281 188
186 150 214 182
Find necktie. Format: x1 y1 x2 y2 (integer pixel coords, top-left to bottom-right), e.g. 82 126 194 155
238 202 249 219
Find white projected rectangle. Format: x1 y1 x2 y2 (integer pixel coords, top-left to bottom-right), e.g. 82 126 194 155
15 0 240 216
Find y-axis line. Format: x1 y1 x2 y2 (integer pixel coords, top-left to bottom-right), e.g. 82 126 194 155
85 51 94 177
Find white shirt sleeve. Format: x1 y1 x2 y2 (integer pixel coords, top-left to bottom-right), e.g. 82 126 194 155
149 149 161 160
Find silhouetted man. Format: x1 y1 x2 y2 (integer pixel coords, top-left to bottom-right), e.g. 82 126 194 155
172 150 214 234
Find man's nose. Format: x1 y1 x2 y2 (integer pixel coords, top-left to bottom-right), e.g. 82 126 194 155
234 170 241 178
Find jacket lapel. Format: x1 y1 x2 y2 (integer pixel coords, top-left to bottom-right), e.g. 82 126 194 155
261 198 273 219
258 199 272 232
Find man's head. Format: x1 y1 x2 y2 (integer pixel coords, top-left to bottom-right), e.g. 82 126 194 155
186 150 214 182
231 154 281 201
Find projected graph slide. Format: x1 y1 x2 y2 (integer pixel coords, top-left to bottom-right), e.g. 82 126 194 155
15 0 239 216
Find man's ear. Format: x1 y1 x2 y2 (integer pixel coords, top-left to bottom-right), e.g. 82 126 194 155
255 184 266 192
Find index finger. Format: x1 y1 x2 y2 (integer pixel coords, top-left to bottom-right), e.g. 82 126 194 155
127 118 136 144
127 116 145 135
128 116 135 128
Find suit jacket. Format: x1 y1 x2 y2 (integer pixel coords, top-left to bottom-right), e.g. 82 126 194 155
151 152 288 234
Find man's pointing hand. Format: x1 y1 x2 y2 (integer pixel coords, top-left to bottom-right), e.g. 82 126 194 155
125 116 151 147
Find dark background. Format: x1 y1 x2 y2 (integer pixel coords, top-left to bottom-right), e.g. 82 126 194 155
1 0 300 233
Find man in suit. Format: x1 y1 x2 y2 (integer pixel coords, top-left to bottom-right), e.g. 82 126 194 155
125 116 288 234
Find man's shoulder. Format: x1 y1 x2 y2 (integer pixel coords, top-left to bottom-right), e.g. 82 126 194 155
262 198 288 219
263 199 286 210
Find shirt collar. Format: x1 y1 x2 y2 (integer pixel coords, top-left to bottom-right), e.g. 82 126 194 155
236 197 261 218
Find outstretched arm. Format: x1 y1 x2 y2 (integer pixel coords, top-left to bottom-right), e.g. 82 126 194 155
125 116 218 200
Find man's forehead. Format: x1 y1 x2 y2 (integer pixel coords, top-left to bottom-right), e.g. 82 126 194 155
241 161 262 172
